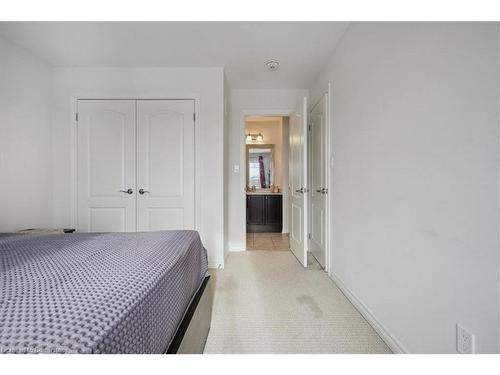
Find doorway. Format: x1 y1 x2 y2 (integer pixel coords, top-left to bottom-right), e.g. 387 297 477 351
238 94 329 270
244 116 290 251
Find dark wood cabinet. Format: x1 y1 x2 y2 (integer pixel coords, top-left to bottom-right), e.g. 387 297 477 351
247 195 265 225
246 194 282 233
265 195 282 225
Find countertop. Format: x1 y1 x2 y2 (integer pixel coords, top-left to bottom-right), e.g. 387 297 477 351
246 190 282 195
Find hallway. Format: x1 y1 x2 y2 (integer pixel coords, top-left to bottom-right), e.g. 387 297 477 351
204 251 391 353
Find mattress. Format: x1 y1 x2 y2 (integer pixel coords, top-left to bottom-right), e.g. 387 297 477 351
0 230 209 354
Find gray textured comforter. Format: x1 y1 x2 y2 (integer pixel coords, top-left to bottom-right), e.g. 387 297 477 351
0 231 208 354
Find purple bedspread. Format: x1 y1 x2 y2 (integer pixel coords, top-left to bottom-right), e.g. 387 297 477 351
0 231 208 354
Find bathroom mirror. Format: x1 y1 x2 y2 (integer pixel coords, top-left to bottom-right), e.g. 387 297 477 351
246 144 275 190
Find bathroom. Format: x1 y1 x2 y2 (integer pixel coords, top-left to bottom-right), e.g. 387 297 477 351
245 116 290 251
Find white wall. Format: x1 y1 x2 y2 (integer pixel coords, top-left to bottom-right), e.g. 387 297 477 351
310 22 500 353
227 89 307 251
0 36 53 231
51 67 225 267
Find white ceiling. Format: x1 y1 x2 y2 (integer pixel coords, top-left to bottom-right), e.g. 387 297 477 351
0 22 348 89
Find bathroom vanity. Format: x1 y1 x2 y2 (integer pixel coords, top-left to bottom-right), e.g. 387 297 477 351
246 192 283 233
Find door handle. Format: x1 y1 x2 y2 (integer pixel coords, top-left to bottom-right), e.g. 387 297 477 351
119 188 133 195
295 187 305 194
138 188 150 195
321 188 328 194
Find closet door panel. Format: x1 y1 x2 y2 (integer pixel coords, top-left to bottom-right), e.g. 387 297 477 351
136 100 195 231
147 113 183 197
77 100 136 232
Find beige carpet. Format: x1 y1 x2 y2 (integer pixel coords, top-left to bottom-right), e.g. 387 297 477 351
204 251 391 354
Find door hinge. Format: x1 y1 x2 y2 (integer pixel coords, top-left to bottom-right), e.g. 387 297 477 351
308 124 311 131
193 113 196 122
308 233 311 240
75 113 78 122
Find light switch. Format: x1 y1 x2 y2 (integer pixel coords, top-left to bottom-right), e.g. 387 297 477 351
233 164 240 173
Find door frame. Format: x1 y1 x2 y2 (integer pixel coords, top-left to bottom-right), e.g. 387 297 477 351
308 83 332 273
239 109 292 251
70 94 200 235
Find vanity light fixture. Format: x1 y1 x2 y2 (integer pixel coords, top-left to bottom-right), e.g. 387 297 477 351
245 133 264 142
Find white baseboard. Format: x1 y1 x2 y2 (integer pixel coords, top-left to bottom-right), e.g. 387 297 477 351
208 260 223 269
329 272 407 354
229 247 246 252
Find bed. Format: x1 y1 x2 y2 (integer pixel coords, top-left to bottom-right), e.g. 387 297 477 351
0 230 212 354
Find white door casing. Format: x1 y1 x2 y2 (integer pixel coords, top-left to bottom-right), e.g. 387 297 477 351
77 100 137 232
136 100 195 231
289 97 308 267
309 94 327 267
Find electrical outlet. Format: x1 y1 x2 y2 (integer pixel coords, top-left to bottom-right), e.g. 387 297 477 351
456 324 475 354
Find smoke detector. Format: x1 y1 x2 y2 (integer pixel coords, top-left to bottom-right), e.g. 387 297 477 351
266 59 279 71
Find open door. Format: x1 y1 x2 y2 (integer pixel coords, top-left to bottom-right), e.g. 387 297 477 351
309 94 327 268
289 97 308 267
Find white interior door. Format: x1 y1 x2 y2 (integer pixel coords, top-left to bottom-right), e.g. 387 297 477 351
309 94 327 268
77 100 136 232
136 100 195 231
289 97 308 267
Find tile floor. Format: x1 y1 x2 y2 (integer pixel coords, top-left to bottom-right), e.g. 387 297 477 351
246 232 290 251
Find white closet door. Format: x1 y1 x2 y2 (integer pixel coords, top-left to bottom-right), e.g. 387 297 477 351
77 100 136 232
136 100 195 231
